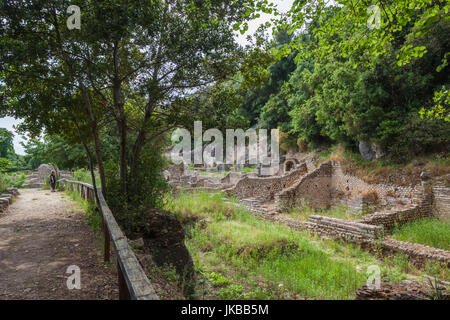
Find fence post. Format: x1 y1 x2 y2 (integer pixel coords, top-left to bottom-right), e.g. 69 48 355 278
118 262 131 300
103 215 111 263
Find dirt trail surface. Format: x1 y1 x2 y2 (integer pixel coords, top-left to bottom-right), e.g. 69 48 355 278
0 189 119 300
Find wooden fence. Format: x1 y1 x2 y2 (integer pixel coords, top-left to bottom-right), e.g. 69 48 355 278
61 179 159 300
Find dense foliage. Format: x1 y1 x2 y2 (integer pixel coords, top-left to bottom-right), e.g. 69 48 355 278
0 0 256 233
220 0 450 160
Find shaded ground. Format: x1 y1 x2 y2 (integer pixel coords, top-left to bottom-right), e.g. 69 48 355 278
0 188 118 300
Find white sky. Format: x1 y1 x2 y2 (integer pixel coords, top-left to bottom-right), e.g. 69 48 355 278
0 0 295 156
235 0 295 46
0 117 26 155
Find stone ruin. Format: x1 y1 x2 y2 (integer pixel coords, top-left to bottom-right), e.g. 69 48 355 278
0 188 20 214
24 164 74 188
165 155 450 268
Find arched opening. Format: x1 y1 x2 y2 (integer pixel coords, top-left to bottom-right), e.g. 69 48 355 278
285 160 295 172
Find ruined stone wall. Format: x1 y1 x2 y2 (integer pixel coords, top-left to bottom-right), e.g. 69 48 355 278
167 163 184 181
432 177 450 222
380 239 450 268
276 162 333 210
308 215 384 239
221 172 248 185
249 207 450 267
331 163 417 201
360 191 434 232
225 164 307 201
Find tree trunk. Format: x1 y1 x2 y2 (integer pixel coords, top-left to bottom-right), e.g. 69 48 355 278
113 41 127 197
80 85 107 197
113 84 127 197
70 115 100 206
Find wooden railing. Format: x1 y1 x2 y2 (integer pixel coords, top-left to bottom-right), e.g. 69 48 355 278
61 179 159 300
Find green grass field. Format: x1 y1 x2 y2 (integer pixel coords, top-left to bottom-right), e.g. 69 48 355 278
392 219 450 251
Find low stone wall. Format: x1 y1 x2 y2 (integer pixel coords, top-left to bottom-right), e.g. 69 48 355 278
360 192 434 232
221 172 248 185
433 177 450 222
308 215 384 239
225 163 307 201
232 194 450 267
380 239 450 268
0 188 20 212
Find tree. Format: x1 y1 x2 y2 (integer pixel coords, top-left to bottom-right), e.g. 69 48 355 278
1 0 257 224
0 128 14 158
276 0 450 121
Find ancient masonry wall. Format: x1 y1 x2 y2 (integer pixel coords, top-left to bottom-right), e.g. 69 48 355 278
276 161 423 214
360 191 434 232
331 164 417 200
221 172 251 185
225 163 307 201
276 162 334 211
432 177 450 222
230 160 448 268
380 239 449 268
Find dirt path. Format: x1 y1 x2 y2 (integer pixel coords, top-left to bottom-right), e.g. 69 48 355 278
0 189 119 300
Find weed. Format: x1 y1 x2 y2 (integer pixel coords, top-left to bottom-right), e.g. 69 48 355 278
206 272 231 286
218 284 247 299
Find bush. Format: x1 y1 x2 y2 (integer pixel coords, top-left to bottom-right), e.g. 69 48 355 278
105 139 169 235
0 172 26 192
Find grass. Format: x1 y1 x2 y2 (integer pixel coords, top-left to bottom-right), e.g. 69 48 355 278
284 202 363 221
392 219 450 251
73 168 101 186
164 190 443 300
66 189 102 232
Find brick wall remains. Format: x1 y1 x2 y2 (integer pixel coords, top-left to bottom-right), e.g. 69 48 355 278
360 191 434 232
225 163 307 201
432 176 450 222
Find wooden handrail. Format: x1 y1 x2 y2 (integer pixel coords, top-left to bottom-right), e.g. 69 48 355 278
61 179 159 300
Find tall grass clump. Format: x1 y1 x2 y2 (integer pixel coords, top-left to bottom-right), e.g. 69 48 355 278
392 219 450 250
0 172 27 192
66 188 102 232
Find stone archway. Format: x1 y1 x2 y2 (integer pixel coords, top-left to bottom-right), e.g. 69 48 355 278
284 160 295 173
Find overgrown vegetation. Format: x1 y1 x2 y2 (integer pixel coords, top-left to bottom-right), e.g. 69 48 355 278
165 191 448 299
392 219 450 251
0 172 26 193
198 1 450 162
66 189 102 233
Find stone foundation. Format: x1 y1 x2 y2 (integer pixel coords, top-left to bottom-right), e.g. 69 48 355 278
361 192 434 232
225 163 307 201
433 176 450 222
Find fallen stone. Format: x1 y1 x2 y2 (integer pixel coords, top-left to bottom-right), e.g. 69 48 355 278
355 281 449 300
